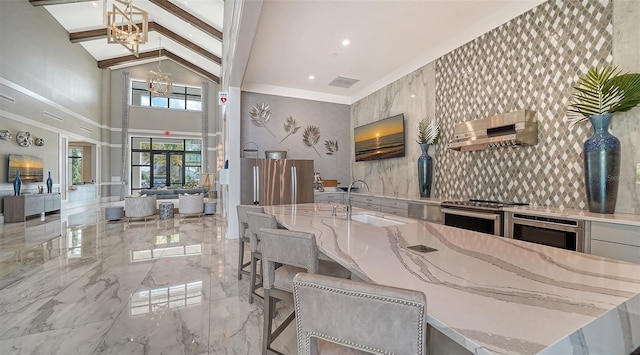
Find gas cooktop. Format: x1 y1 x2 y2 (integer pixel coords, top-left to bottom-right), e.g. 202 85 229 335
441 199 529 211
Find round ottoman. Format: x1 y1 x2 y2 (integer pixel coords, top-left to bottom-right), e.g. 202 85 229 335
105 206 124 221
158 202 174 220
204 201 217 215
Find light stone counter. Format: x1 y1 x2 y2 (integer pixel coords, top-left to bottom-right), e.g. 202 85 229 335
503 205 640 227
263 203 640 355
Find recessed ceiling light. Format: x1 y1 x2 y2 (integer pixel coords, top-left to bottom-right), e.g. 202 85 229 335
341 39 350 46
308 75 315 80
410 94 416 98
189 34 193 37
92 2 97 7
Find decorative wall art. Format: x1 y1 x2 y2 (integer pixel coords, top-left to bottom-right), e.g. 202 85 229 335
35 137 45 146
324 140 338 155
302 125 322 158
280 115 301 142
249 102 276 138
0 130 11 140
16 131 33 147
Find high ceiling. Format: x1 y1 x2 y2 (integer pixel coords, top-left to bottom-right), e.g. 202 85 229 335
242 0 546 104
33 0 547 103
32 0 223 83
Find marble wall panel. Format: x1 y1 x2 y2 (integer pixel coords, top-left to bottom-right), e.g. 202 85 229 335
612 0 640 214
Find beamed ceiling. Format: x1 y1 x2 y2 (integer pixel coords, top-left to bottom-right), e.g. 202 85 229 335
30 0 223 83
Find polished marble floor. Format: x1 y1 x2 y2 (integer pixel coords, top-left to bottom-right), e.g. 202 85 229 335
0 200 297 354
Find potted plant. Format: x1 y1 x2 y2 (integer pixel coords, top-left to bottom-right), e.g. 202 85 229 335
416 118 440 198
568 66 640 213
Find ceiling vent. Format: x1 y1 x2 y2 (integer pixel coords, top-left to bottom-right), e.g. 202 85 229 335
328 76 360 88
0 94 15 103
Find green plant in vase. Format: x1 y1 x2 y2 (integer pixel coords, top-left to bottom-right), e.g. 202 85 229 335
416 118 439 198
568 66 640 213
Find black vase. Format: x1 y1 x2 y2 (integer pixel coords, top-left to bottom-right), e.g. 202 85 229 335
417 144 433 198
13 170 21 196
46 171 53 193
584 113 620 214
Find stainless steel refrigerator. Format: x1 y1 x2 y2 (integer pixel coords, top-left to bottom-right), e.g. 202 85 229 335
240 158 315 205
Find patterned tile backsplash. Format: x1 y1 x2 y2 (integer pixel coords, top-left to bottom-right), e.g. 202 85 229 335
433 0 612 208
351 0 614 208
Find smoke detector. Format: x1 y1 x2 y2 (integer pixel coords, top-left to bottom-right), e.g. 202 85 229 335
328 76 360 88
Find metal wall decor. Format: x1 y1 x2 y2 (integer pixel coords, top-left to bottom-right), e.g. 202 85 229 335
324 140 338 155
16 131 33 147
302 125 322 158
249 102 276 137
280 115 300 142
35 137 45 146
0 130 11 140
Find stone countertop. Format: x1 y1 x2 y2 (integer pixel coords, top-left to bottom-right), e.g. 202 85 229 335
263 203 640 355
503 205 640 227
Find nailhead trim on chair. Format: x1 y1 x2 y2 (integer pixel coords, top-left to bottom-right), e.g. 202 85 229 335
293 281 426 355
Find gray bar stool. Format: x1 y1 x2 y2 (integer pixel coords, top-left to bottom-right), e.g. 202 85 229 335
245 211 278 304
292 273 428 355
258 227 352 355
236 205 264 281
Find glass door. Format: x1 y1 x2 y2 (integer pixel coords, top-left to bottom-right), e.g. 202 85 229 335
153 154 167 187
169 153 183 187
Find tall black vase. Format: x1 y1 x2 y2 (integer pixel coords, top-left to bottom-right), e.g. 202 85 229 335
13 170 22 196
417 144 433 198
584 113 620 214
46 171 53 193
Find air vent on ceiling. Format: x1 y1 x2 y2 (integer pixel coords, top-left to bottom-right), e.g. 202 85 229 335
44 111 64 121
328 76 360 88
0 94 15 103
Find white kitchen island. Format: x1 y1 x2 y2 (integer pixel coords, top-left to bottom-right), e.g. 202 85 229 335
262 203 640 355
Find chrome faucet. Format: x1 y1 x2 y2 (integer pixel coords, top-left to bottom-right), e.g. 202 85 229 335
346 179 370 220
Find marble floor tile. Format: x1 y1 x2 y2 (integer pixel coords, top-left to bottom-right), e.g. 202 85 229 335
0 201 298 354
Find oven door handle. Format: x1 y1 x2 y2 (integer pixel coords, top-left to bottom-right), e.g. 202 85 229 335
441 208 499 220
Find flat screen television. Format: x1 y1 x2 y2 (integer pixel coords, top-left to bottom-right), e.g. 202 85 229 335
354 113 405 162
8 154 44 183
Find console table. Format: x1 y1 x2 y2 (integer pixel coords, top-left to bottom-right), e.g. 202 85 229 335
3 193 61 223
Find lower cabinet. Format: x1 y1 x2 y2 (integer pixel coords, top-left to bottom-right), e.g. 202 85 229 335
314 193 344 204
589 221 640 264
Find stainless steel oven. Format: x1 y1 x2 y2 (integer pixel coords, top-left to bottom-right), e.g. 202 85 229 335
441 207 502 236
505 212 584 252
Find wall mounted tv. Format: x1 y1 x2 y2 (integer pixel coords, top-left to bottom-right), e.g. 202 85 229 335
354 113 406 162
8 154 44 183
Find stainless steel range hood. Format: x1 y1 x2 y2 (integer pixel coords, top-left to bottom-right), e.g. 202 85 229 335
447 109 538 151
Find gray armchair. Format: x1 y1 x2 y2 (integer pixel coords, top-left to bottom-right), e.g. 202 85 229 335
292 273 428 355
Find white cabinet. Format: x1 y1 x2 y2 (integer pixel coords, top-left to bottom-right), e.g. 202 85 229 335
379 198 408 217
589 222 640 264
349 195 381 211
314 193 344 204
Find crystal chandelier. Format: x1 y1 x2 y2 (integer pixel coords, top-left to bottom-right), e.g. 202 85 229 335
147 38 173 95
105 0 148 57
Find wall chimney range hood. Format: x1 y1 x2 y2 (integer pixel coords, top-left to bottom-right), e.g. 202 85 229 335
447 109 538 151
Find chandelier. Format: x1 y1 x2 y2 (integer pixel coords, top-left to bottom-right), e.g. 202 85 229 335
105 0 148 57
147 38 173 95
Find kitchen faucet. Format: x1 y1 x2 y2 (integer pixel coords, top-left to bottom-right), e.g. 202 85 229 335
346 179 370 220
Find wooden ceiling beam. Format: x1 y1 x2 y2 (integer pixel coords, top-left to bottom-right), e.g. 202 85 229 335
148 0 222 41
97 49 219 84
30 0 92 6
70 22 221 65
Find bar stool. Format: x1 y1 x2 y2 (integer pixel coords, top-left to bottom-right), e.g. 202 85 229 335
236 205 264 280
258 227 352 355
292 273 428 355
245 211 278 304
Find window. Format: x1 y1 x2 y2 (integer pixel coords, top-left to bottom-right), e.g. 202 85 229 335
131 80 202 111
68 147 83 185
130 137 202 192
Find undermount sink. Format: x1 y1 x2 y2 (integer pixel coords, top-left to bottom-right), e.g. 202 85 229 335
350 213 406 227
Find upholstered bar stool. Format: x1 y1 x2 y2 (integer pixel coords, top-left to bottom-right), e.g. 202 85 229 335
258 227 352 355
293 273 428 355
236 205 264 281
245 211 278 304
